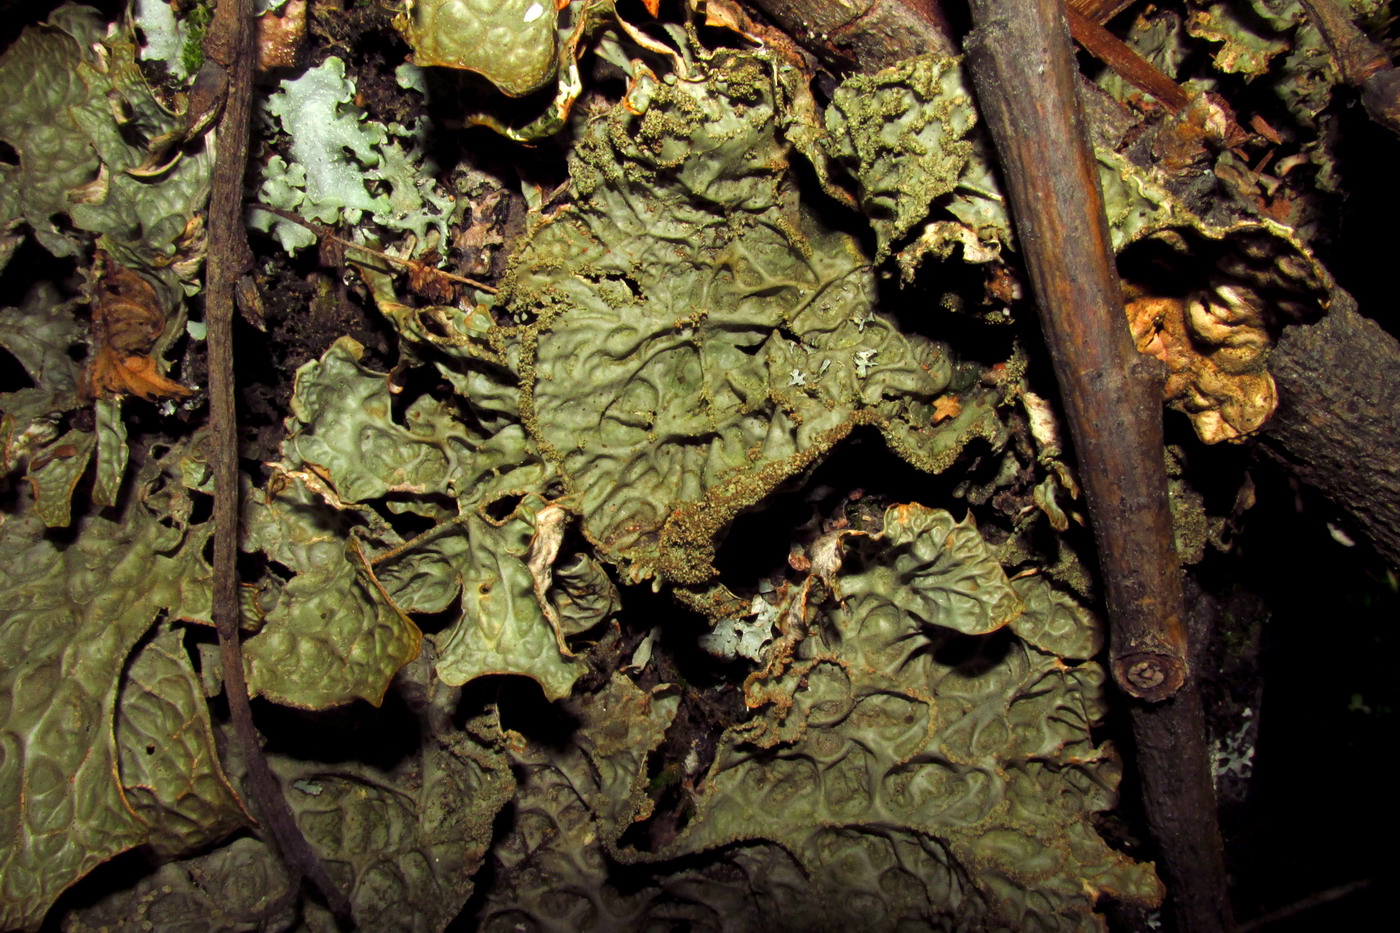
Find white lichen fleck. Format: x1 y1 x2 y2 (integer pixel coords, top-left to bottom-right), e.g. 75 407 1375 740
1210 707 1256 786
700 596 778 662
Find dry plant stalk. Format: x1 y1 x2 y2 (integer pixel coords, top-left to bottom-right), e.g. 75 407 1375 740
202 0 351 922
964 3 1230 930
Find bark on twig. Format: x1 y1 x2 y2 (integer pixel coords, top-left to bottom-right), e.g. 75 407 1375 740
1126 692 1232 933
1261 289 1400 569
745 0 1196 114
202 0 352 923
744 0 957 70
963 0 1188 703
962 2 1230 930
1299 0 1400 136
249 202 498 293
1236 879 1373 933
1068 0 1136 22
1063 3 1191 111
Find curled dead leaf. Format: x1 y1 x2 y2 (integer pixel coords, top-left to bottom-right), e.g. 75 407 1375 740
526 502 576 655
931 394 962 425
80 256 192 402
1125 285 1276 443
697 0 762 42
406 252 460 305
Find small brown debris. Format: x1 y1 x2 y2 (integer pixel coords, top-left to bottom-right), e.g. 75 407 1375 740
931 394 962 424
984 263 1021 305
787 545 811 573
406 251 460 305
1250 113 1284 145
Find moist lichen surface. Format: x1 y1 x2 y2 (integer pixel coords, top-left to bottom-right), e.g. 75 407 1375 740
0 1 1361 930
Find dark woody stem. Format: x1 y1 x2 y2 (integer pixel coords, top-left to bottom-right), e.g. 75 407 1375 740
963 1 1229 929
203 0 353 923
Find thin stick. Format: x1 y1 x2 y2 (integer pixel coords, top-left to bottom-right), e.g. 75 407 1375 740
203 0 353 923
963 1 1229 930
367 512 473 568
743 0 1196 121
1068 0 1136 22
1298 0 1400 136
965 0 1190 702
1236 879 1371 933
1064 2 1191 112
250 202 499 294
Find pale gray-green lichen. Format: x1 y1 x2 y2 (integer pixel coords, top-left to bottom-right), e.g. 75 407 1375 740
651 503 1162 930
0 7 1186 930
0 446 221 932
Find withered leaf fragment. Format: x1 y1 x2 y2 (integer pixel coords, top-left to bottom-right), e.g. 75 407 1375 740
80 257 192 401
1126 287 1278 444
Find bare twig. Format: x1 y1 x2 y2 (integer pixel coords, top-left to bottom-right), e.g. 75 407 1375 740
1064 2 1191 111
741 0 958 71
1262 290 1400 569
202 0 352 923
962 2 1230 930
745 0 1198 118
1067 0 1136 22
250 202 499 295
1299 0 1400 136
367 512 473 568
1299 0 1390 85
1236 879 1372 933
965 0 1189 703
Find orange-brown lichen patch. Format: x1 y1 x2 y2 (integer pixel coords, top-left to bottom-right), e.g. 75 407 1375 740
256 0 306 71
80 257 192 401
931 394 962 425
1125 285 1275 443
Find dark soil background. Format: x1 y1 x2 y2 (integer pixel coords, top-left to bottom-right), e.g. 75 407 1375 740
1196 459 1394 931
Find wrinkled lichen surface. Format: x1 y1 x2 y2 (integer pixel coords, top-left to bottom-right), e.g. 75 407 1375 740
0 1 1361 930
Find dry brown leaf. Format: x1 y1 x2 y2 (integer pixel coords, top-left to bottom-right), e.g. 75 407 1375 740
80 256 192 401
406 252 460 305
698 0 761 40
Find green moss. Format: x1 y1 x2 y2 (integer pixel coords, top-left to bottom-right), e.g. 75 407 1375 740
179 0 212 76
